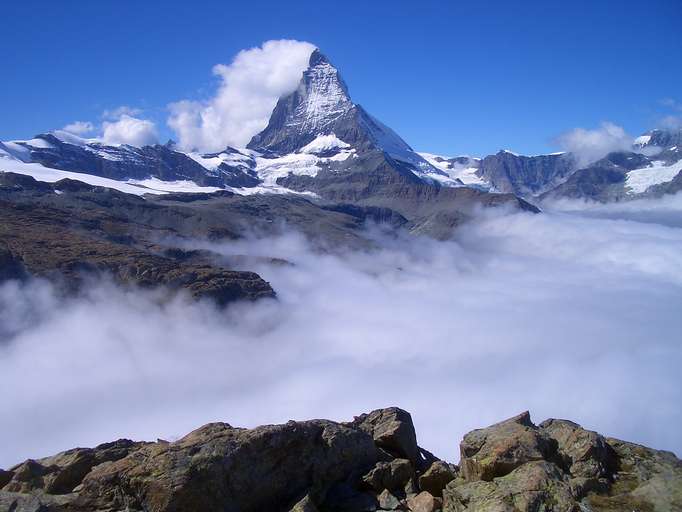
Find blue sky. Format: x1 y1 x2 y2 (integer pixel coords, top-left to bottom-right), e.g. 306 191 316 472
2 0 681 156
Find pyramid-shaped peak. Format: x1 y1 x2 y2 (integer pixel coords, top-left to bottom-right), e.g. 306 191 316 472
308 48 331 67
247 50 425 170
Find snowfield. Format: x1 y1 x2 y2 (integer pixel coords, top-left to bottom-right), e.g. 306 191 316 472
0 154 225 196
625 160 682 194
299 134 350 154
418 152 488 188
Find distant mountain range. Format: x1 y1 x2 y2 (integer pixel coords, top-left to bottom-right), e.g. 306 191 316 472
1 48 681 299
2 49 681 208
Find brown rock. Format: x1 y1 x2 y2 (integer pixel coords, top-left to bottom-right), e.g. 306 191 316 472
351 408 421 465
0 469 13 489
407 491 441 512
2 460 46 493
377 488 404 510
289 494 319 512
363 458 415 493
539 418 617 483
2 439 143 496
418 461 456 497
459 411 556 481
0 199 275 305
77 419 377 512
443 460 576 512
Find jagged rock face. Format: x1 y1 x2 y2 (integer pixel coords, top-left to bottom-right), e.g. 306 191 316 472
8 133 259 188
278 150 539 239
0 408 423 512
458 411 557 482
477 151 576 196
444 412 682 512
540 130 682 202
637 128 682 150
0 192 275 305
248 50 355 154
540 151 651 201
247 50 432 173
350 407 422 466
2 409 680 512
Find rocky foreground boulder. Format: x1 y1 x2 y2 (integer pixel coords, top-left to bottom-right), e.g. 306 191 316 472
1 409 679 512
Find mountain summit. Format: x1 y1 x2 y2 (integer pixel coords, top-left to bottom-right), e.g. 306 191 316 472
247 49 431 171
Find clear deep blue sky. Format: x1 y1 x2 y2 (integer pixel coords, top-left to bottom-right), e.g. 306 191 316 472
2 0 680 155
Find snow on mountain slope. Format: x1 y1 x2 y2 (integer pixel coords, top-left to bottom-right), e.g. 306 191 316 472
634 134 652 147
294 52 354 134
299 134 350 155
187 148 257 171
418 152 488 188
0 137 323 197
625 159 682 194
255 147 354 186
0 152 178 195
247 50 448 182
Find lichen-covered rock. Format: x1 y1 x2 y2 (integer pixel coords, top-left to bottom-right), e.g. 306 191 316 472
321 481 378 512
0 490 76 512
539 419 617 480
443 461 577 512
459 412 556 482
2 409 680 512
350 408 421 465
2 439 144 496
445 412 682 512
377 488 403 510
585 437 682 512
77 420 377 512
407 490 442 512
363 458 415 494
418 461 457 498
539 418 617 497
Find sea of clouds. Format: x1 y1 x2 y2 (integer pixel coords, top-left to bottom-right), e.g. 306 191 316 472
1 195 682 468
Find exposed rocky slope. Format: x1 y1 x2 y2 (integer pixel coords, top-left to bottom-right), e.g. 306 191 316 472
424 128 682 202
0 133 259 189
247 50 434 174
0 173 280 304
477 150 576 196
1 409 679 512
0 48 538 239
0 170 428 304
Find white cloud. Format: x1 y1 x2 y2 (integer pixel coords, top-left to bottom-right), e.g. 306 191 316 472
62 121 95 135
102 105 143 120
2 196 682 467
101 114 158 146
167 39 316 152
555 122 634 168
658 115 682 130
660 98 682 112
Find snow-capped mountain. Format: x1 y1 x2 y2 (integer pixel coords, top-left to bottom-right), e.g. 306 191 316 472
541 129 682 201
247 50 441 179
2 46 680 206
0 131 260 195
419 127 682 201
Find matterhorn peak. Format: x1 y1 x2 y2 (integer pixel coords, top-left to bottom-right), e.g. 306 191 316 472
247 49 355 154
308 48 330 67
247 49 437 177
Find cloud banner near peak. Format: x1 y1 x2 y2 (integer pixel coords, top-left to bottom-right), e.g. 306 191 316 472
167 39 316 152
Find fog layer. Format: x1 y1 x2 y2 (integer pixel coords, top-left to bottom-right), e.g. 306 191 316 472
2 197 681 467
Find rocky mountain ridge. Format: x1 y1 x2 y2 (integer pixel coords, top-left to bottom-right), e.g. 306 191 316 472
1 409 679 512
3 46 681 206
422 127 682 201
